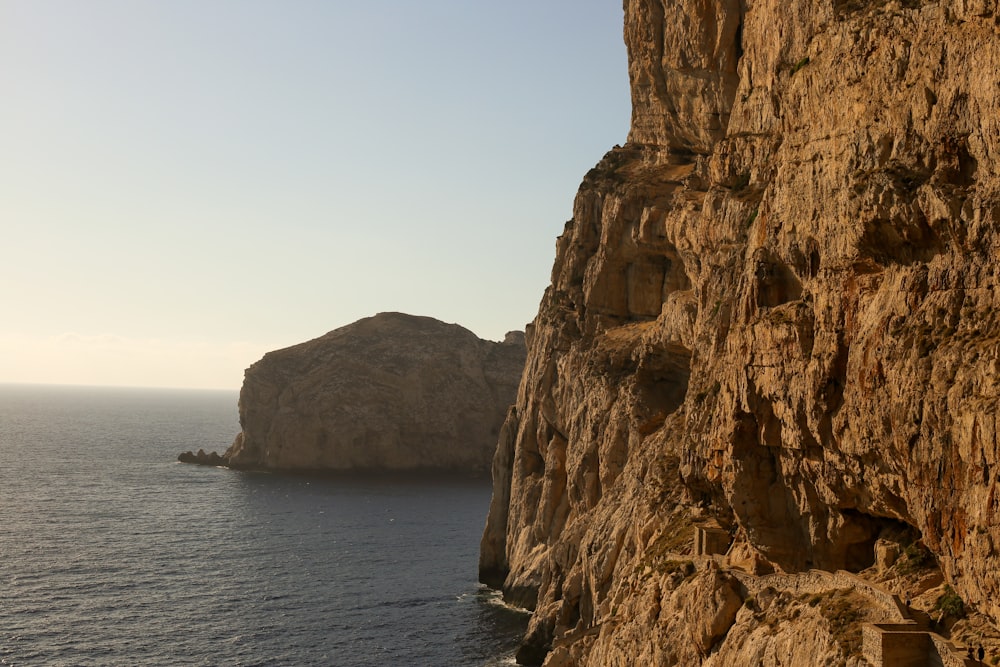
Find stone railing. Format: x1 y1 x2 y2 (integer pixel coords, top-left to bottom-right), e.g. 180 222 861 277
730 568 909 621
833 571 909 622
731 569 839 597
928 633 975 667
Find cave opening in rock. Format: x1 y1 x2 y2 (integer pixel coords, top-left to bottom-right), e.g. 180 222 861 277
634 342 693 427
754 252 803 308
729 411 813 570
839 510 919 573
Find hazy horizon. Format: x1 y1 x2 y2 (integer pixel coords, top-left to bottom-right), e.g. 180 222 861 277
0 380 240 392
2 1 630 390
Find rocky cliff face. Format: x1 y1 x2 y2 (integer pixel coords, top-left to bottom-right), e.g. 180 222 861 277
222 312 525 472
482 1 1000 664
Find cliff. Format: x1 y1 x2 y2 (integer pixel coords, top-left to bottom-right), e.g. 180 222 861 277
482 1 1000 664
213 312 525 473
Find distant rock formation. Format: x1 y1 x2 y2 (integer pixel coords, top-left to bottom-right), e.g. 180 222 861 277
179 312 525 473
177 449 226 466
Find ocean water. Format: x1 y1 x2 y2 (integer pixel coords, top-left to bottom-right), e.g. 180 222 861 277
0 384 527 666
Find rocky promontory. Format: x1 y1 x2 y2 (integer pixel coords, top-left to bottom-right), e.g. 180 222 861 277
181 312 525 473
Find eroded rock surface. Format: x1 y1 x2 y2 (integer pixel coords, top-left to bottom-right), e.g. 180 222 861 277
177 449 226 466
482 1 1000 664
217 312 525 472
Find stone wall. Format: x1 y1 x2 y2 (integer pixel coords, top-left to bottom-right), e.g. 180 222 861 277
835 571 909 622
863 625 930 667
929 634 975 667
731 569 907 622
863 623 974 667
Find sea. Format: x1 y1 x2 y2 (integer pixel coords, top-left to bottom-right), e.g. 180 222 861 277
0 384 528 666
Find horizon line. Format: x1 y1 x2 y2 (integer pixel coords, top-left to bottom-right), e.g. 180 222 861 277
0 381 240 393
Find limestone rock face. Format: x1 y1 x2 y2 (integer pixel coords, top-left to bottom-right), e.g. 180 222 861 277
223 312 525 472
482 1 1000 663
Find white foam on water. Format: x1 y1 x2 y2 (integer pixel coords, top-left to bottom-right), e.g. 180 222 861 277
478 584 533 615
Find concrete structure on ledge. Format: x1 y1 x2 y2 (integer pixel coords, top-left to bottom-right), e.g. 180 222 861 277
862 623 975 667
693 522 731 557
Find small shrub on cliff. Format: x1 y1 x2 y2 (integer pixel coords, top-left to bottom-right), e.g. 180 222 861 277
656 559 695 577
645 558 696 588
648 513 696 557
791 56 811 75
895 541 932 574
934 585 965 619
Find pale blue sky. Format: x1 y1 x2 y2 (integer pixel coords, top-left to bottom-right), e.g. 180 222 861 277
1 0 629 389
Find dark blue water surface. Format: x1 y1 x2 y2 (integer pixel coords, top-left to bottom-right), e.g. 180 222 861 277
0 385 526 666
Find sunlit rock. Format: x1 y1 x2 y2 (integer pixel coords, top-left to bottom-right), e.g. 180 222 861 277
483 1 1000 664
208 312 525 473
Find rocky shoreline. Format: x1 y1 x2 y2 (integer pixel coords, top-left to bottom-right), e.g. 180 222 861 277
176 449 226 466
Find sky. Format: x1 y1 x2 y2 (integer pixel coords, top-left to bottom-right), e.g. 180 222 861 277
0 0 631 390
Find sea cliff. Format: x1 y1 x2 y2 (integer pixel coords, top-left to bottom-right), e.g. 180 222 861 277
482 1 1000 664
